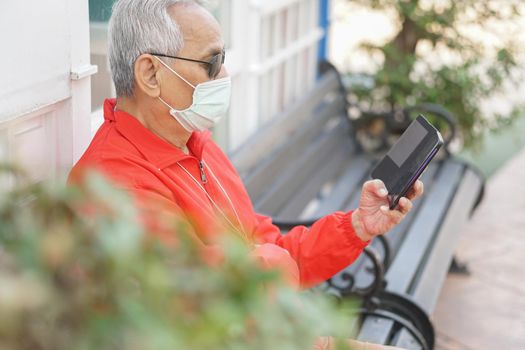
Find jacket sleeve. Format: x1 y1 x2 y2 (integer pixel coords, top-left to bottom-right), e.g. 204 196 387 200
251 211 370 289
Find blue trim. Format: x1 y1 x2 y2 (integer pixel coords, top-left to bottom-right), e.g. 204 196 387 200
318 0 330 61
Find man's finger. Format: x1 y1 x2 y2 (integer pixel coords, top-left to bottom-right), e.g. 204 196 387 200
397 197 413 214
380 205 405 224
406 180 424 200
364 179 388 198
414 180 424 197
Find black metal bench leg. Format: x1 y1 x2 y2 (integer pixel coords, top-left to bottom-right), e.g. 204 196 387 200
448 256 470 275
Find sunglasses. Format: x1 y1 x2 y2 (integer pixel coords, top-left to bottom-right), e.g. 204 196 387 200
149 49 225 79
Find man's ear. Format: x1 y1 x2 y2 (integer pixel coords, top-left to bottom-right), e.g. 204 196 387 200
134 54 162 98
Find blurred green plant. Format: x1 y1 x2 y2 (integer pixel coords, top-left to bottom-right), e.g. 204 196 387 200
0 167 354 350
348 0 524 147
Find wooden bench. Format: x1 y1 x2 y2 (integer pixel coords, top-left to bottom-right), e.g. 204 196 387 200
230 62 485 350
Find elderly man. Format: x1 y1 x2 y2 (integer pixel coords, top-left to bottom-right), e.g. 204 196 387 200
70 1 422 348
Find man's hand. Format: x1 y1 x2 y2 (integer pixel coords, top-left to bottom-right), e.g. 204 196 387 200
352 179 424 242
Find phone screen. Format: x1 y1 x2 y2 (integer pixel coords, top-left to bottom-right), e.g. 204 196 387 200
387 120 428 167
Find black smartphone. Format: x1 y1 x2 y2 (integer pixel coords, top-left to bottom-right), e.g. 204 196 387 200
371 115 443 209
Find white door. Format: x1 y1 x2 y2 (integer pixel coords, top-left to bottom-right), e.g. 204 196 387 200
0 0 96 185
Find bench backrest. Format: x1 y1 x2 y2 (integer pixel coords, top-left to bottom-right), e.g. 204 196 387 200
231 63 486 350
231 69 359 219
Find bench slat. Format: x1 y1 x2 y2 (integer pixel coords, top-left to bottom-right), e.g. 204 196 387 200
410 167 483 313
254 119 351 216
232 70 344 176
310 156 372 217
393 328 423 350
243 96 347 201
357 317 395 344
384 161 464 293
276 141 352 218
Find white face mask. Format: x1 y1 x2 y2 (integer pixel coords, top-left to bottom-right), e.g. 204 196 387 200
156 57 231 132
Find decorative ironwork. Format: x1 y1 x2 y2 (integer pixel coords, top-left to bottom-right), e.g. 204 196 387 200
356 290 435 350
325 245 385 299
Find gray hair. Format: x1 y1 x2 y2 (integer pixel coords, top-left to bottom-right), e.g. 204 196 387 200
108 0 198 97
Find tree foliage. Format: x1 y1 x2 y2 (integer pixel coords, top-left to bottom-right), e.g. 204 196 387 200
348 0 524 146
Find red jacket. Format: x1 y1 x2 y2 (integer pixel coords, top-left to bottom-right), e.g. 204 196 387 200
70 99 369 288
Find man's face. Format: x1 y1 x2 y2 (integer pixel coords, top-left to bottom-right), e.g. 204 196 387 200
159 3 227 110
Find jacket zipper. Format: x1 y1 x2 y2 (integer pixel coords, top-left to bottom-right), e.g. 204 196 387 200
199 161 208 184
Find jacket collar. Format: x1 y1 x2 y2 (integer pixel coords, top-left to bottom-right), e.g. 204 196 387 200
104 98 212 169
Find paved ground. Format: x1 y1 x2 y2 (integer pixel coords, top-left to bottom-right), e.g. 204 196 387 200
432 147 525 350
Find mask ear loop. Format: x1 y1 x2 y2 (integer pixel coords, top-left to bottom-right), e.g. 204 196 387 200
157 96 194 133
154 56 196 89
155 56 195 132
158 96 173 109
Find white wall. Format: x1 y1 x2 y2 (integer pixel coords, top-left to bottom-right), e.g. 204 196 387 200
0 0 96 183
0 0 71 122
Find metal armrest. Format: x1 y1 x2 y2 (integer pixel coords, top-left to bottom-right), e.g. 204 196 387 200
356 290 435 350
375 235 391 270
272 217 390 299
271 218 318 231
449 158 486 215
326 245 385 300
354 246 386 297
